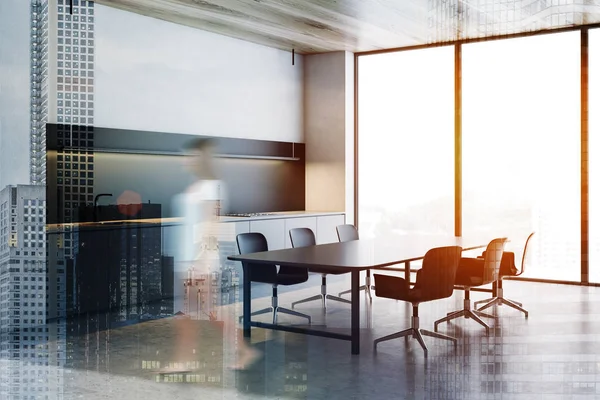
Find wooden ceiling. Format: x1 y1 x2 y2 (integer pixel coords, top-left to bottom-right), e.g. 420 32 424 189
95 0 600 54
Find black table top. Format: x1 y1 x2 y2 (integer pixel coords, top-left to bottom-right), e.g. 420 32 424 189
228 235 491 272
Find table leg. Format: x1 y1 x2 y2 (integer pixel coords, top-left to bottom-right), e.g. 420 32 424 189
243 264 251 338
351 270 360 355
404 261 411 289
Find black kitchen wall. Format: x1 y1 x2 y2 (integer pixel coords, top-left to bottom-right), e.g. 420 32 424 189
46 124 306 224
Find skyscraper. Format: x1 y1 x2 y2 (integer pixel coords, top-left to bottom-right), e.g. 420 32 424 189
30 0 49 186
0 185 56 399
30 0 96 187
30 1 97 397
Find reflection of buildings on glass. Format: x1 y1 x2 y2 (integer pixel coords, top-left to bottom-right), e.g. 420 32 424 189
427 0 597 43
218 238 242 302
72 203 174 328
64 203 175 384
284 337 308 396
0 185 55 399
61 317 224 388
183 269 218 320
179 224 242 320
144 319 224 386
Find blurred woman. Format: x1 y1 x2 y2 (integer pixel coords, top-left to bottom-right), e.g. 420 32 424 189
175 137 260 371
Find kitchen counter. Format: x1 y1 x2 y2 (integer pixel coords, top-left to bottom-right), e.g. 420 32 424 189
219 211 345 223
46 211 346 233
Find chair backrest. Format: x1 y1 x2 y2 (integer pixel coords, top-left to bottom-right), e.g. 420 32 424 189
519 232 535 275
416 246 462 301
481 238 507 284
336 224 359 242
289 227 316 248
236 232 277 284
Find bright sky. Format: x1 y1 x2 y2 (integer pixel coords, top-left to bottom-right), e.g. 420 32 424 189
357 30 590 280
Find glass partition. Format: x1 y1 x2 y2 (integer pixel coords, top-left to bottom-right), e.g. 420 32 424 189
358 46 455 247
462 31 581 281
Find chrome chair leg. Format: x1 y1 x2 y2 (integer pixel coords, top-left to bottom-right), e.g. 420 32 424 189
473 309 496 320
477 297 501 312
291 294 323 309
374 327 413 348
412 329 428 355
276 306 312 324
446 310 463 317
238 306 273 322
477 297 527 317
474 297 494 307
468 310 491 335
435 309 466 331
477 297 500 311
505 298 523 307
375 327 457 357
339 285 367 296
435 309 490 335
340 272 374 303
294 274 350 310
421 329 458 345
502 299 528 318
325 294 352 305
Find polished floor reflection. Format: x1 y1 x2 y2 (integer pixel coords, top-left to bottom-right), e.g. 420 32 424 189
2 278 600 399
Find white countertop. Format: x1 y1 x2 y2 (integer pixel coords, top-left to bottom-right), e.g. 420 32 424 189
45 211 345 232
219 211 345 223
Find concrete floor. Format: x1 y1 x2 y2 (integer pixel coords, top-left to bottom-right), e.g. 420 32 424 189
3 275 600 399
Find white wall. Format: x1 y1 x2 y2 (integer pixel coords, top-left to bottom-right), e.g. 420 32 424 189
304 52 354 221
95 5 303 142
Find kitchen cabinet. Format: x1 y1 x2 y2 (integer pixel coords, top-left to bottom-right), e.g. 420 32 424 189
316 214 346 244
218 213 345 262
283 217 317 248
249 219 285 250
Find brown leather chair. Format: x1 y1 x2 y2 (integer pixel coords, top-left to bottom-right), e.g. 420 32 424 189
474 232 535 317
434 238 507 336
373 246 462 356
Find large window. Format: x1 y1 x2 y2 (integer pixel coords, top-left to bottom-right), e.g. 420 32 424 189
358 47 455 246
462 32 581 281
589 29 600 283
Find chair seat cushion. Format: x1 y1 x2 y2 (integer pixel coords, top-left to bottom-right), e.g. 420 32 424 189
480 251 518 276
308 266 346 275
276 273 309 286
372 274 431 302
454 257 485 286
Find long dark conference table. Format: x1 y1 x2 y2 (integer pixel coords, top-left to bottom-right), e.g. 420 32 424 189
228 235 490 354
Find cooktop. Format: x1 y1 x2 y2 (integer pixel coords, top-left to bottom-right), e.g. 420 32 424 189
223 212 277 217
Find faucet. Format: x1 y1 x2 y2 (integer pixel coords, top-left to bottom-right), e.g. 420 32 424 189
93 193 113 222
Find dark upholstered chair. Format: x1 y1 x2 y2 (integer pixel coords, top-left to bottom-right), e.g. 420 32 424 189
237 232 311 324
373 246 463 356
336 224 374 301
474 232 535 318
289 228 352 310
434 238 507 335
